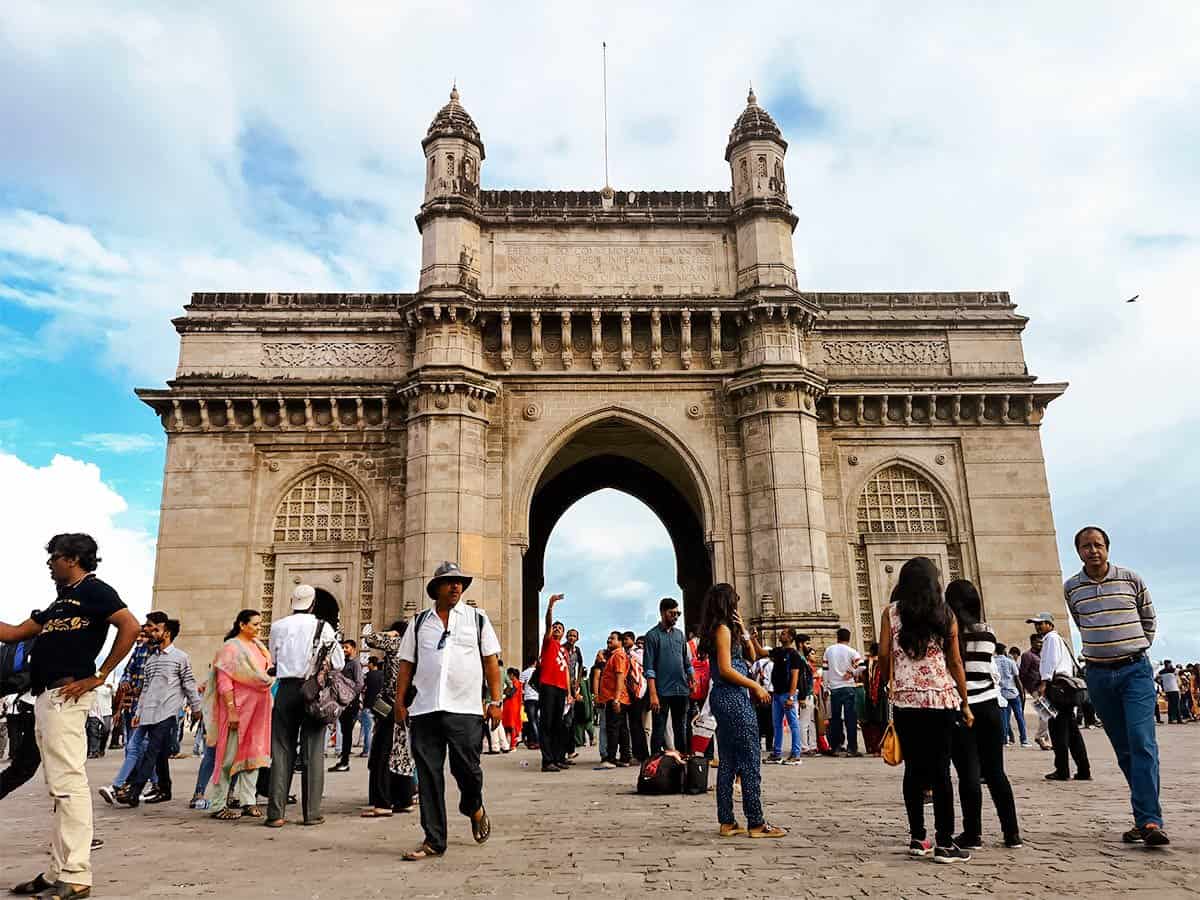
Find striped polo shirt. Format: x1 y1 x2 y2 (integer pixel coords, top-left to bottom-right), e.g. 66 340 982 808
1063 564 1155 663
961 623 999 704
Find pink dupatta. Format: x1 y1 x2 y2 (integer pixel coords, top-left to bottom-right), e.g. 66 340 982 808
203 637 274 782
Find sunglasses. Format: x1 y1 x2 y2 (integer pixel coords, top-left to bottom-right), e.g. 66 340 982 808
436 628 451 650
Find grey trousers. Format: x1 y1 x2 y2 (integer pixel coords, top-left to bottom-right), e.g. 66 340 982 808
266 678 328 822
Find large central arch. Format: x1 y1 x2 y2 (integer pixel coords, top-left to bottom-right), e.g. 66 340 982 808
520 413 715 662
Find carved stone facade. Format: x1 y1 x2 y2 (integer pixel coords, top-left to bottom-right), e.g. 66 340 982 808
139 87 1069 666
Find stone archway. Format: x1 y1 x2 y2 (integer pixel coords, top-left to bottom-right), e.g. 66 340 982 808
520 416 714 662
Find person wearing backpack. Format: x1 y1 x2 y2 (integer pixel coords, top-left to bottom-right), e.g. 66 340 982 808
393 561 503 862
3 532 140 900
621 631 650 761
263 584 344 828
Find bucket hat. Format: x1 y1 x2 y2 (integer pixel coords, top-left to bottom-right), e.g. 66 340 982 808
426 561 473 600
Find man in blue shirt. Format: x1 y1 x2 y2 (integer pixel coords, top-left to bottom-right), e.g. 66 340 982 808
643 598 694 755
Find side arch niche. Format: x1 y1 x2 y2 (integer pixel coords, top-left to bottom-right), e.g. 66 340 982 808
850 462 964 644
519 413 716 663
258 467 376 635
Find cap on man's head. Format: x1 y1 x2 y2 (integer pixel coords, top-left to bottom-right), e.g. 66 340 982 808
291 584 316 611
1025 611 1055 625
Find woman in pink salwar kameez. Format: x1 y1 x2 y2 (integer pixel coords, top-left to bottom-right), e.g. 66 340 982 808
203 609 274 820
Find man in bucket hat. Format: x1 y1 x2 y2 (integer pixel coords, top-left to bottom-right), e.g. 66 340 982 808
394 562 502 861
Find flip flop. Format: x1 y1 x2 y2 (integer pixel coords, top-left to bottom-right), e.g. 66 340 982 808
402 842 443 862
718 824 746 838
241 805 264 818
211 809 240 821
361 808 394 818
471 806 491 844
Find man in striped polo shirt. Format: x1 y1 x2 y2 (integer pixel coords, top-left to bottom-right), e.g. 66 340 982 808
1064 525 1168 847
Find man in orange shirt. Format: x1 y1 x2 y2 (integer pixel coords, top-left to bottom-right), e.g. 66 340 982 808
596 631 632 769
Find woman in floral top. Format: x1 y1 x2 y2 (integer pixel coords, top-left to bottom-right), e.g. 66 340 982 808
878 557 972 864
361 620 414 816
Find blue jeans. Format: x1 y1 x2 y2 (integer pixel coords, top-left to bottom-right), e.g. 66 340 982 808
1002 696 1028 743
192 744 216 799
771 694 801 757
828 687 858 753
114 724 156 788
359 708 374 755
1085 655 1162 828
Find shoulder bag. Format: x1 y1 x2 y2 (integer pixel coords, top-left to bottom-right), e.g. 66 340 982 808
880 645 903 767
302 621 358 724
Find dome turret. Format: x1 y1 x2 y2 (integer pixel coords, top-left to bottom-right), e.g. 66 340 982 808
423 86 485 159
725 87 786 161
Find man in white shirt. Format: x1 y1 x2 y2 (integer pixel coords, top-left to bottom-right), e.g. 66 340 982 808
264 584 344 827
1028 612 1090 782
823 627 865 756
395 561 502 861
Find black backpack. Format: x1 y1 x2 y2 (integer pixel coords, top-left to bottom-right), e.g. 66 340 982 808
635 752 685 795
0 639 33 697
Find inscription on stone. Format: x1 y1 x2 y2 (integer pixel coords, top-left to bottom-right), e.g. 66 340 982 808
262 342 398 367
822 340 949 367
503 243 716 287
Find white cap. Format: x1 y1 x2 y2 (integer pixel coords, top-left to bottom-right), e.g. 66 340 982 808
291 584 316 611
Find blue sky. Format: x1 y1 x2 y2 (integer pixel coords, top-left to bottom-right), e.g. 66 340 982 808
2 4 1198 664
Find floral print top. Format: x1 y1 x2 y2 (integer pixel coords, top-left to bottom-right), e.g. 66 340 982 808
888 602 961 710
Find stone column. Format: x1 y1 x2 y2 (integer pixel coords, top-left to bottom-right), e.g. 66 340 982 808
730 377 831 616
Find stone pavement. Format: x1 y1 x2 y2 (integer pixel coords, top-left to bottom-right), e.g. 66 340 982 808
2 725 1198 899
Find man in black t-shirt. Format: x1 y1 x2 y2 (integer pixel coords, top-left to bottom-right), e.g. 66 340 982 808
0 533 139 898
767 627 805 764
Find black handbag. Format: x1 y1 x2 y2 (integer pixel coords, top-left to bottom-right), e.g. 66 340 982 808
683 755 710 794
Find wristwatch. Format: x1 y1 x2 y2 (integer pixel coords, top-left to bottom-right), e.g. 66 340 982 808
486 700 503 708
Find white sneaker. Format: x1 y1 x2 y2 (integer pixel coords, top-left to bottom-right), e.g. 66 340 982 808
783 758 803 766
98 785 116 805
1020 742 1034 749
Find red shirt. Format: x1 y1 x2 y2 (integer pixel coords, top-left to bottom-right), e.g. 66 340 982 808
538 634 569 691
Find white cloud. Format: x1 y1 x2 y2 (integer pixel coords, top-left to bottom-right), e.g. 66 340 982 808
74 433 163 454
603 580 651 599
548 490 673 562
0 451 155 628
0 209 129 273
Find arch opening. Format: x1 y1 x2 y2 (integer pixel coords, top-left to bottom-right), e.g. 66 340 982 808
521 418 713 663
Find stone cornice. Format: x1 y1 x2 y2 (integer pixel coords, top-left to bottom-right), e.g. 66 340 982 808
476 189 733 227
724 364 828 402
818 382 1068 427
135 388 402 434
395 366 500 404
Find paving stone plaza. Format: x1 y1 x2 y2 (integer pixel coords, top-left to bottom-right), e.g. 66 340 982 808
2 725 1196 898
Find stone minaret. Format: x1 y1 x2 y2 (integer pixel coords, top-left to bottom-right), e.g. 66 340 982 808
417 85 485 294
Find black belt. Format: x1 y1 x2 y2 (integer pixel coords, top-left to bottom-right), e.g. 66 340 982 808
31 675 84 696
1085 652 1145 670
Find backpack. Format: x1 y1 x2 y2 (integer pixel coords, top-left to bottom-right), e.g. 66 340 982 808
683 755 710 795
636 751 685 794
626 651 645 699
690 657 711 701
302 623 359 725
0 640 33 697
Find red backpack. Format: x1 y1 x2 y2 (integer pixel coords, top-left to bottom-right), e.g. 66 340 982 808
690 657 711 701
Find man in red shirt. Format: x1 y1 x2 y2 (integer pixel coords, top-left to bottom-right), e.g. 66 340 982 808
537 594 570 773
596 631 632 768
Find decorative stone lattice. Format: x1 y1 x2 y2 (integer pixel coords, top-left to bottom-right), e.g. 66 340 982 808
823 340 949 367
260 553 276 629
854 545 874 643
262 342 398 367
856 465 948 535
272 470 371 543
360 551 375 624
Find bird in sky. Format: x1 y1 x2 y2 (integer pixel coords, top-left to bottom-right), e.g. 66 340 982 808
1126 294 1140 303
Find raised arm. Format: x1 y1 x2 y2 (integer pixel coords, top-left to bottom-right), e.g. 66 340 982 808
715 624 768 702
544 593 563 633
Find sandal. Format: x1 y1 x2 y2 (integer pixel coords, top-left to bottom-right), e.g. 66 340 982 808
748 822 788 839
48 884 91 900
12 873 55 895
241 805 263 818
211 808 240 821
361 808 394 818
402 842 443 862
470 806 491 844
718 823 746 838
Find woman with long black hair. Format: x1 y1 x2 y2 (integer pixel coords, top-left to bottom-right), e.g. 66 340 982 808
945 579 1022 850
877 557 972 863
698 583 785 839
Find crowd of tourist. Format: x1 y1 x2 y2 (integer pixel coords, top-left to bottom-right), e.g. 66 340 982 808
0 522 1185 895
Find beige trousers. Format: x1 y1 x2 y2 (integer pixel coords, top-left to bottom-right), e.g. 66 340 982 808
34 687 95 887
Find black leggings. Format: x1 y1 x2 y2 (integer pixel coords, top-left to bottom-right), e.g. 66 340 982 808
950 699 1020 841
893 707 956 847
